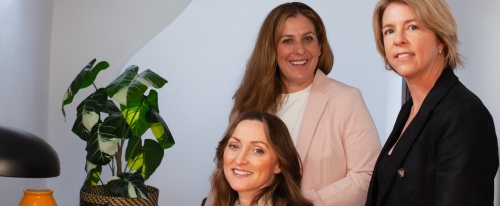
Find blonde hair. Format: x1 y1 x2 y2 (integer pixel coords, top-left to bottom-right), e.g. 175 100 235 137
372 0 463 70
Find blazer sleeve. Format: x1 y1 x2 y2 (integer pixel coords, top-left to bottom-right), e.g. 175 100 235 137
304 88 382 206
434 102 498 205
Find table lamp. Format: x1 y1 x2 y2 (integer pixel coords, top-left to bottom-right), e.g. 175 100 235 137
0 125 60 205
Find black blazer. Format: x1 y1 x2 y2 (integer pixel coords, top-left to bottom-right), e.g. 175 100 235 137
365 68 499 206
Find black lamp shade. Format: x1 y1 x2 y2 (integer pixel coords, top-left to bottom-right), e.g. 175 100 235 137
0 126 60 178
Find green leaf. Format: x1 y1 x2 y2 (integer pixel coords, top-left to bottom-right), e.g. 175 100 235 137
85 121 121 166
81 61 110 88
99 114 133 140
105 65 145 106
62 59 109 119
122 97 151 137
125 135 143 171
150 121 175 149
142 139 164 180
136 69 168 89
146 90 175 149
83 163 102 188
108 171 148 199
72 88 108 141
146 89 160 112
145 90 175 149
125 139 164 181
105 66 167 107
103 99 121 115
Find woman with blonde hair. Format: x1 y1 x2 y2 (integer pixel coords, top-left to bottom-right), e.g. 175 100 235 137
366 0 498 205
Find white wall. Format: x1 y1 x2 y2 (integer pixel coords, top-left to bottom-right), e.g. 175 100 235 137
0 0 53 205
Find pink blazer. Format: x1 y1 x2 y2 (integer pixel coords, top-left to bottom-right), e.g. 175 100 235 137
204 71 381 205
298 71 381 205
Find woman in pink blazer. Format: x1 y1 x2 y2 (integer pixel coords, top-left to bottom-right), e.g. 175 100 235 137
296 71 382 205
205 2 381 205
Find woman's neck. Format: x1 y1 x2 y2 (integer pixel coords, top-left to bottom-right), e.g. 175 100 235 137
237 192 257 206
283 78 313 94
405 67 444 109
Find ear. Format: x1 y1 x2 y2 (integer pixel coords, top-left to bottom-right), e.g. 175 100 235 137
438 41 445 53
274 166 281 174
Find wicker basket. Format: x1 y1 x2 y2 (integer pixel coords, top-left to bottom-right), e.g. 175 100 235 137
80 185 159 206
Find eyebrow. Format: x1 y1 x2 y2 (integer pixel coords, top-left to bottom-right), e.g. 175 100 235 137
280 31 316 38
382 19 417 30
229 137 270 148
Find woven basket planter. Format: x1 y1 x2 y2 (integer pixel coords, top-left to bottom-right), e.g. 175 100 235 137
80 185 159 206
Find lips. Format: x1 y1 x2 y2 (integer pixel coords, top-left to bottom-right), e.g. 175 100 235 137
395 52 414 58
290 60 307 65
233 169 252 175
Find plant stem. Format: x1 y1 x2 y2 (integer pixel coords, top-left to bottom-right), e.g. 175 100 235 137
115 140 123 173
111 158 115 176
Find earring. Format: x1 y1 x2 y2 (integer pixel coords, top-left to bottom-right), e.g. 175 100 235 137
438 50 442 54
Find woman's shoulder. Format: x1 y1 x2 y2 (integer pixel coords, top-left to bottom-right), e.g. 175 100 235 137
438 81 489 112
328 78 357 90
323 77 362 98
432 82 494 127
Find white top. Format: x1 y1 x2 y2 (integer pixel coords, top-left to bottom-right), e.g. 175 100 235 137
276 84 311 145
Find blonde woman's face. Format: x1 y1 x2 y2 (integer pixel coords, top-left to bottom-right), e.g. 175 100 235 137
381 3 444 81
223 120 281 199
276 14 321 93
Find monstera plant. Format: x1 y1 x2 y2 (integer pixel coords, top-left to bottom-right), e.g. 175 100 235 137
61 58 174 199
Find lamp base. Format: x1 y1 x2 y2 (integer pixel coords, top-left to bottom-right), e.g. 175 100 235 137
19 188 57 206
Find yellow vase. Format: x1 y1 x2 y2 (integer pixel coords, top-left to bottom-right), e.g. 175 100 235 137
19 188 57 206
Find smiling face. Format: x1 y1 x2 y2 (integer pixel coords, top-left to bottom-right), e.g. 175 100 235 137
223 120 281 199
382 3 445 82
276 14 321 93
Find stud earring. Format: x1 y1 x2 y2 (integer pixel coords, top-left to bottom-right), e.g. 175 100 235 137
438 50 442 54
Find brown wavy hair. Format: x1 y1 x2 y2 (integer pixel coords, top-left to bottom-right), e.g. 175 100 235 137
372 0 463 70
231 2 334 116
210 110 312 206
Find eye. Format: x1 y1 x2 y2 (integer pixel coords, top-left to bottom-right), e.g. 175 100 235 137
304 36 314 41
252 148 264 155
282 39 293 44
408 25 418 30
228 143 238 150
383 29 394 35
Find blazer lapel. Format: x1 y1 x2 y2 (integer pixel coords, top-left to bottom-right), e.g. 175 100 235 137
376 68 459 204
295 71 329 161
374 101 411 205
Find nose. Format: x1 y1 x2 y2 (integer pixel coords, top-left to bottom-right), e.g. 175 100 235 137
394 30 407 46
234 150 248 165
294 42 305 55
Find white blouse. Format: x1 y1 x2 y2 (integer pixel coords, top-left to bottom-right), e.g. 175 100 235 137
276 84 311 145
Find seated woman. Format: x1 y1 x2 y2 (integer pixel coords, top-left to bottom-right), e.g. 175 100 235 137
209 110 312 206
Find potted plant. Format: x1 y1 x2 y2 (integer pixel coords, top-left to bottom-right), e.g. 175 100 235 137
61 59 174 205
